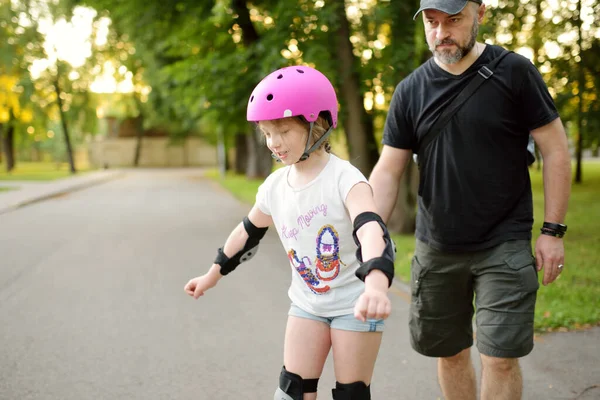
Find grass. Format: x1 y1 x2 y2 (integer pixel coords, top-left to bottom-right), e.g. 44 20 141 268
206 162 600 332
203 169 265 204
0 162 93 181
0 186 17 192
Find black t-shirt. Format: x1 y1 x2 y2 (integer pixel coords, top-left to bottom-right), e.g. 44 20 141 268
383 45 559 252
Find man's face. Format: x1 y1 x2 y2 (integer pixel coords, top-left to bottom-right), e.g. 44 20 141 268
423 6 480 65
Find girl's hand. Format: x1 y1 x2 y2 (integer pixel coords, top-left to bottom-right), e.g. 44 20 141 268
184 268 221 299
354 288 392 322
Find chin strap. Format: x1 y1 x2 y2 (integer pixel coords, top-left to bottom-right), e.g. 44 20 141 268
297 122 333 163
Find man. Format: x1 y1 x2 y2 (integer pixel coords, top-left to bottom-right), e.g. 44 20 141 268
369 1 571 399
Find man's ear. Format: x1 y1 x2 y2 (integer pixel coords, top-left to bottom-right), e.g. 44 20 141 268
476 3 486 23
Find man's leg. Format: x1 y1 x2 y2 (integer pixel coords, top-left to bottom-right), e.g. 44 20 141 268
480 355 522 400
473 240 539 400
438 348 477 400
409 240 476 399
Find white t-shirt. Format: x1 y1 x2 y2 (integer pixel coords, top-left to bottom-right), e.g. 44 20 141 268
256 154 369 317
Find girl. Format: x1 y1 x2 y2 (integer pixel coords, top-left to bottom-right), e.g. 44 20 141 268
184 65 395 400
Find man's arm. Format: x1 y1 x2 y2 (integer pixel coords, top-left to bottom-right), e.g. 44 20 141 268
368 145 413 223
530 117 571 286
531 117 571 224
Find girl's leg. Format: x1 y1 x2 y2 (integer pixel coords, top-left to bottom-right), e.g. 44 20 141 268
282 316 331 400
331 329 382 397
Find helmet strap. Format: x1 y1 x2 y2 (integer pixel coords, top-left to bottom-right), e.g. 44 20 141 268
297 122 333 163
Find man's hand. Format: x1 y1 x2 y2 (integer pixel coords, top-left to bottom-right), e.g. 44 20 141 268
535 234 565 286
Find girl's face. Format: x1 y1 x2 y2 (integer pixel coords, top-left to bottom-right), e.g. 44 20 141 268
259 118 309 164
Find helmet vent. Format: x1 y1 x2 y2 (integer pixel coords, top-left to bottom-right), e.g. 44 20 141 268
277 74 283 79
296 69 305 73
266 94 274 101
250 95 254 102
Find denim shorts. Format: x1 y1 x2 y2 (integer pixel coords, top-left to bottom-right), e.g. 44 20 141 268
288 303 384 333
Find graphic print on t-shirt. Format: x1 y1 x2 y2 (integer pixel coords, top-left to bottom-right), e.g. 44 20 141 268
315 225 346 281
287 224 345 294
288 248 330 294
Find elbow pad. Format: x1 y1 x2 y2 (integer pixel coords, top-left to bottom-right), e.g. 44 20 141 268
352 211 396 287
214 217 268 275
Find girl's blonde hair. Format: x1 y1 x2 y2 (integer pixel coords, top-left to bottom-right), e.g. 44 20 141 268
257 112 332 153
308 114 332 153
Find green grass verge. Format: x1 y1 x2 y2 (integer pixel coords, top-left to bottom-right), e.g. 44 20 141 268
0 162 93 181
206 162 600 332
0 186 17 192
203 169 264 204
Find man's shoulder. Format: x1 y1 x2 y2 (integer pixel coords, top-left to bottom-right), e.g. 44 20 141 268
484 44 535 70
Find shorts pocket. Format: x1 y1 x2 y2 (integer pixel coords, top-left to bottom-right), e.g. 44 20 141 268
505 251 539 293
410 256 430 298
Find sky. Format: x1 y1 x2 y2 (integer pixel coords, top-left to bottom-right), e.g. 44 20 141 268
28 4 133 93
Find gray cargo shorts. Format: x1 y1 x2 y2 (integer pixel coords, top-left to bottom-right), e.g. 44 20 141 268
409 239 539 358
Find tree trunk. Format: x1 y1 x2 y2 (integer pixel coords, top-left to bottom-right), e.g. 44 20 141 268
532 0 543 172
235 132 248 174
53 72 76 174
217 126 228 178
333 0 378 177
1 122 16 172
231 0 268 179
387 161 419 234
574 0 584 183
133 115 144 166
132 94 145 167
384 0 426 234
245 129 272 179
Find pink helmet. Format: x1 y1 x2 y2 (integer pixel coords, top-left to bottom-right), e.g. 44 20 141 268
246 65 338 128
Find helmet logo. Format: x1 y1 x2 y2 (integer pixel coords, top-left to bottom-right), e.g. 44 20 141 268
283 109 292 117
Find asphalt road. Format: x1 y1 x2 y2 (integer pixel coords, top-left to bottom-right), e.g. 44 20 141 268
0 169 598 400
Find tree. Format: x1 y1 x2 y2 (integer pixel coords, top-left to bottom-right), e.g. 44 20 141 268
52 60 76 173
0 0 46 171
486 0 600 182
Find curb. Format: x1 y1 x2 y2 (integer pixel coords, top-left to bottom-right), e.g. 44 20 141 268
0 171 125 216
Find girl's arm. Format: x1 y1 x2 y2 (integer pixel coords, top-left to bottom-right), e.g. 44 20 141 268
345 182 391 296
184 205 273 298
221 205 273 266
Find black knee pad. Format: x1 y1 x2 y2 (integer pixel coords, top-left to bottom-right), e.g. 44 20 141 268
331 381 371 400
274 366 319 400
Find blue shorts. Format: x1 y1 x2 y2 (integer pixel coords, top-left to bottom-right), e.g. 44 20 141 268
288 303 384 333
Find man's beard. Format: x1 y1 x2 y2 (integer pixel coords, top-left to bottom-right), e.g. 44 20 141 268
430 19 479 64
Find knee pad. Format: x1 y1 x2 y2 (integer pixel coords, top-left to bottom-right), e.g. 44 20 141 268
273 366 319 400
331 381 371 400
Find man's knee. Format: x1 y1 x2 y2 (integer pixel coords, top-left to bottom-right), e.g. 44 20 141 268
480 354 520 374
440 348 472 367
332 381 371 400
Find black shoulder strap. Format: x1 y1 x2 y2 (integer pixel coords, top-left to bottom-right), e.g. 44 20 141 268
416 49 512 158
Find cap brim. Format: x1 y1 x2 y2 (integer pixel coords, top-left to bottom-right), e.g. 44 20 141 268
413 3 469 20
